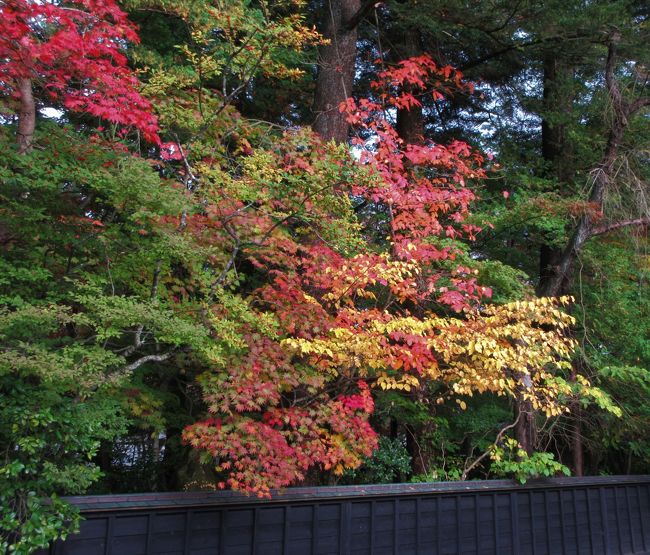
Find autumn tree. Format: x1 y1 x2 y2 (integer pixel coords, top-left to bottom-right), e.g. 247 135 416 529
180 54 620 494
0 0 159 153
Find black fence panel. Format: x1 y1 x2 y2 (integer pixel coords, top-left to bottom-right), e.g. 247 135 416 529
38 476 650 554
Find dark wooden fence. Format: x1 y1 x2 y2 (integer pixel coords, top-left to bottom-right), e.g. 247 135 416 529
38 475 650 554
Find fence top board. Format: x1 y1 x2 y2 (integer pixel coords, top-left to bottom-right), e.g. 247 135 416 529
64 475 650 513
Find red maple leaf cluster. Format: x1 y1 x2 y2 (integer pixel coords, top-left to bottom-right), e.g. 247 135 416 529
1 0 159 141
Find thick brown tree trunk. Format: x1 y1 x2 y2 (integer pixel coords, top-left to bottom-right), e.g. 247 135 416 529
396 99 424 145
312 0 361 143
395 30 425 146
535 56 586 474
537 55 575 296
391 30 435 477
514 369 537 456
17 78 36 154
514 400 536 457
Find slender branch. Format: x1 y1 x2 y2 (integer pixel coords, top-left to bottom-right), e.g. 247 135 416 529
121 351 174 373
480 0 523 35
243 181 337 248
461 413 522 480
122 261 163 357
590 217 649 237
628 96 650 115
459 32 589 71
344 0 378 31
211 243 240 294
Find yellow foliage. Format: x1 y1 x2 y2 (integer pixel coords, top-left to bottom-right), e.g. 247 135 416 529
282 296 594 417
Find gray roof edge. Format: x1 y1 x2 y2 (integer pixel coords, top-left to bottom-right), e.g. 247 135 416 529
64 475 650 512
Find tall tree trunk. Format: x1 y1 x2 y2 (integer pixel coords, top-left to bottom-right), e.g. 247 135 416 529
537 37 648 298
536 55 587 474
396 96 424 145
537 55 575 296
312 0 361 143
395 30 425 146
514 370 536 456
17 78 36 154
536 37 649 475
571 406 584 476
514 400 536 457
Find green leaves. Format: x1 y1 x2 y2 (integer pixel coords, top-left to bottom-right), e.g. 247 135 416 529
490 439 571 484
0 363 125 552
342 436 412 484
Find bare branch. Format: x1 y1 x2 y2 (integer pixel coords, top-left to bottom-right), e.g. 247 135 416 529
461 413 522 481
122 261 163 357
628 96 650 116
121 351 173 373
590 217 650 237
344 0 378 31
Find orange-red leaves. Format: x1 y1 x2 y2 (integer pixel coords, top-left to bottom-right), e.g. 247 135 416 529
1 0 159 142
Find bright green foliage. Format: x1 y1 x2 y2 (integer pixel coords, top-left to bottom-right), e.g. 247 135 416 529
0 305 126 553
490 439 571 484
575 236 650 472
0 123 222 548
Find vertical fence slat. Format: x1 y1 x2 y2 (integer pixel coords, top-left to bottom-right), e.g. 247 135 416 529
529 490 537 555
218 508 226 555
282 505 290 555
104 516 113 555
528 492 537 555
559 489 568 554
145 512 154 555
572 488 579 554
183 510 192 555
586 488 595 555
455 495 461 553
436 496 442 555
393 498 399 555
614 486 624 554
624 486 636 553
340 501 350 555
510 492 520 555
544 489 552 553
311 504 319 555
599 486 611 555
637 486 650 551
473 494 480 554
493 494 500 555
415 497 421 555
369 501 375 554
251 507 259 555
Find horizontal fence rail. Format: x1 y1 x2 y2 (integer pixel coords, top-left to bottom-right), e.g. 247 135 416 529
38 475 650 555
